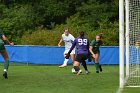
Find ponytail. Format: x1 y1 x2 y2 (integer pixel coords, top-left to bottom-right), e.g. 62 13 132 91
97 33 103 39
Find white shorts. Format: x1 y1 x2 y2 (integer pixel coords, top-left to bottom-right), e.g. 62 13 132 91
64 49 75 55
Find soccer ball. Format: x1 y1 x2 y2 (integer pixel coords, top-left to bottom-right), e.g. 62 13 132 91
71 68 77 74
64 53 67 57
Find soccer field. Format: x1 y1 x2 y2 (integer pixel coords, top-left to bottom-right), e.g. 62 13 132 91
0 65 139 93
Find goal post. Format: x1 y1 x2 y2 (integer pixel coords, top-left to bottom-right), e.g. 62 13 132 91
125 0 130 78
119 0 125 88
119 0 140 88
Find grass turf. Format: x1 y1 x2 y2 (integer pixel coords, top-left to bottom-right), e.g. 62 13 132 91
0 65 139 93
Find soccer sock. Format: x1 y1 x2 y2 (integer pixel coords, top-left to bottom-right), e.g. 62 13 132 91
63 58 69 65
82 61 88 71
74 66 80 72
98 63 102 72
4 60 9 72
95 63 99 71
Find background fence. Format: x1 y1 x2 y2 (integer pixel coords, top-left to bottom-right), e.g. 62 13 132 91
0 45 120 65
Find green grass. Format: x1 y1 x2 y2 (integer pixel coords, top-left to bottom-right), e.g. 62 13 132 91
0 64 139 93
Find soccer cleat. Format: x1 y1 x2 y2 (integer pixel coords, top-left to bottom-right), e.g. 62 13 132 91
72 68 77 74
86 71 90 74
3 72 8 79
59 65 67 68
77 70 82 76
99 65 102 72
96 70 99 73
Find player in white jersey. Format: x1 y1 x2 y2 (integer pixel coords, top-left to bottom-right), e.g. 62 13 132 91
58 28 75 68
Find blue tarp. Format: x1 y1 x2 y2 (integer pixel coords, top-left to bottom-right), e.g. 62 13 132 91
0 45 119 65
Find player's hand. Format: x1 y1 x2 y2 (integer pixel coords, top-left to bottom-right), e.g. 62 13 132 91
92 54 95 59
10 42 14 46
65 53 70 59
58 44 61 47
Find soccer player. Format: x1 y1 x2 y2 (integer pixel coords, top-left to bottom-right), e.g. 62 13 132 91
0 28 14 79
58 28 75 68
89 33 103 73
65 31 90 75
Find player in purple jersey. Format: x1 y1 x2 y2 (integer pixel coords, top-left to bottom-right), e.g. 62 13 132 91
65 31 90 75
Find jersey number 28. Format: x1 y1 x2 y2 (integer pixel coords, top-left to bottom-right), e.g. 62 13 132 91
78 39 87 45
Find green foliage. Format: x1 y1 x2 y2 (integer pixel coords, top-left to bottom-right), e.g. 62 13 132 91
0 0 119 46
20 27 64 45
0 4 38 43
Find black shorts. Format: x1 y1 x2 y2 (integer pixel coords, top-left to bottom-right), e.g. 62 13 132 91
93 51 100 54
0 43 5 52
75 54 88 62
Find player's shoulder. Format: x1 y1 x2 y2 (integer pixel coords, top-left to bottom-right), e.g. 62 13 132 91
90 39 96 44
91 39 96 42
62 34 65 37
62 34 66 38
69 34 74 37
74 37 79 41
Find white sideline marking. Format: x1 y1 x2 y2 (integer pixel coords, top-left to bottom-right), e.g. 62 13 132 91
126 86 140 87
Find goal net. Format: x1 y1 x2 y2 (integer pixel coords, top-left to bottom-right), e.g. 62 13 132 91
126 0 140 87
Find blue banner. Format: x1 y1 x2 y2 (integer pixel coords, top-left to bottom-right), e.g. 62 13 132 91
0 45 119 65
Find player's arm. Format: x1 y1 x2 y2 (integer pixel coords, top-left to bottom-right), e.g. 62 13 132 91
89 46 94 55
87 39 92 62
65 39 76 59
70 35 75 42
89 46 96 58
58 38 63 47
2 35 14 46
89 40 96 58
69 40 76 53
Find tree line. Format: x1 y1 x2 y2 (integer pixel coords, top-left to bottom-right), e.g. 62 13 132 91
0 0 119 46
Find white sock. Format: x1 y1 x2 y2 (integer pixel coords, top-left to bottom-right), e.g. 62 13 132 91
4 69 7 72
63 58 69 66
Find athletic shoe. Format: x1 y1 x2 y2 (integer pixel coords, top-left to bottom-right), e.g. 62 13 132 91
59 65 67 68
77 70 82 76
99 65 102 72
72 68 77 74
3 72 8 79
86 71 90 74
96 70 99 73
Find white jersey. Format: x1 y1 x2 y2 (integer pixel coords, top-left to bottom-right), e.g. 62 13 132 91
62 34 75 50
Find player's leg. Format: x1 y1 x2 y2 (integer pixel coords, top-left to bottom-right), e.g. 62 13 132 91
1 50 9 79
81 55 90 74
94 53 100 73
74 54 82 75
70 50 75 64
59 50 69 68
81 60 90 74
97 53 102 72
70 52 76 73
73 61 80 71
73 61 82 75
94 53 102 73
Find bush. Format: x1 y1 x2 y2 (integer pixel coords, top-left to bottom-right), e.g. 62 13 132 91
20 20 119 46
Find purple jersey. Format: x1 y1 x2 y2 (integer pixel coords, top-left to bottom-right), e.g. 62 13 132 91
69 37 89 54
